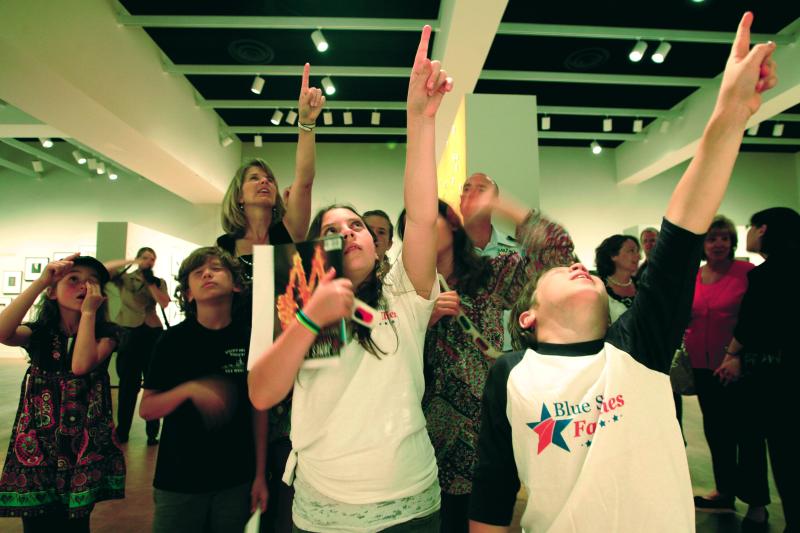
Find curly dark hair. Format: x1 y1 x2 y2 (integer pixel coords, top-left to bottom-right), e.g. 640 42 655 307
307 204 393 358
396 200 491 298
174 247 245 319
594 235 639 278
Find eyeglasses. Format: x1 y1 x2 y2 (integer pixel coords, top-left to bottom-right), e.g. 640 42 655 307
439 275 503 359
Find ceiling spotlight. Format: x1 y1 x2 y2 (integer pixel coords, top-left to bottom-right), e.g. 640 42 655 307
96 161 106 175
343 111 353 125
540 116 551 131
603 117 613 132
108 169 118 180
39 137 54 148
321 76 336 96
251 75 265 95
371 111 381 126
590 141 602 155
660 120 671 133
311 29 329 52
633 119 643 133
651 41 672 64
32 160 44 173
772 123 784 137
220 134 234 148
87 158 97 170
629 40 647 62
254 134 263 147
747 124 759 136
323 111 333 126
270 109 284 125
285 109 298 125
72 150 87 164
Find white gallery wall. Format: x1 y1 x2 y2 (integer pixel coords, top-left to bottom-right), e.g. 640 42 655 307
1 142 798 355
539 147 800 265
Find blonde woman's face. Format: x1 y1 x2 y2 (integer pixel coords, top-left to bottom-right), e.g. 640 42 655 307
239 166 277 207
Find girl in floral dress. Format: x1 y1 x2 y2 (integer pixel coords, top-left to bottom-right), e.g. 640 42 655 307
0 254 125 532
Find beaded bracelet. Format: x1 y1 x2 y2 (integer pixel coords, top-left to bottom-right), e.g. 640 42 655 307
296 309 321 335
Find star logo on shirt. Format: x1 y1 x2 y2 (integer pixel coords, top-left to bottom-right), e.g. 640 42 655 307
527 404 572 454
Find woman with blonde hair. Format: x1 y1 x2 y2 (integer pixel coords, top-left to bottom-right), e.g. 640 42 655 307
216 64 325 532
217 63 326 281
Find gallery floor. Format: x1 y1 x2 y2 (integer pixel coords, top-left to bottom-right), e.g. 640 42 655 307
0 358 785 532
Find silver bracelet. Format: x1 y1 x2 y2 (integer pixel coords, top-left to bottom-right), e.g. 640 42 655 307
298 122 316 132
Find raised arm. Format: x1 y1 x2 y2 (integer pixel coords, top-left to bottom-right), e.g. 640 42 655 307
103 257 137 275
0 253 78 346
608 13 778 372
248 269 353 409
665 12 777 233
284 63 325 241
402 25 453 296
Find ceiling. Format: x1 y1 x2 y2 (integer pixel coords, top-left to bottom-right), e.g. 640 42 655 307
1 0 798 205
118 0 800 151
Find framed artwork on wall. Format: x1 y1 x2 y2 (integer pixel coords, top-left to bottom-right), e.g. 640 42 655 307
3 272 22 294
24 257 49 281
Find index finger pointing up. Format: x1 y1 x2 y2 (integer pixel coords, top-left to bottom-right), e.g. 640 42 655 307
301 63 310 91
731 11 753 61
414 25 432 67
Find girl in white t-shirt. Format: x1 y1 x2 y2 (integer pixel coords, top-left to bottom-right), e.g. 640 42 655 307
248 25 453 532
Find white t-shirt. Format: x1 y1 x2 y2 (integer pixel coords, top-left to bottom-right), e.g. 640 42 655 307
285 256 439 505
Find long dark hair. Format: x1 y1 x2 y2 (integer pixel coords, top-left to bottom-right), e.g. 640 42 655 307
29 264 115 339
594 235 639 278
307 204 392 358
397 200 491 298
750 207 800 256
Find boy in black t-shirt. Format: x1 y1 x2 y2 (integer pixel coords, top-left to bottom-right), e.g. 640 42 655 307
140 247 268 533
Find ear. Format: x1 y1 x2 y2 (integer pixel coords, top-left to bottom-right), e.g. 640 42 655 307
519 309 536 330
185 288 194 303
756 224 767 237
232 284 242 294
46 286 57 300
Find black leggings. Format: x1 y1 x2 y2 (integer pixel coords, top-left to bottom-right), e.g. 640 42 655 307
116 324 162 440
22 511 90 533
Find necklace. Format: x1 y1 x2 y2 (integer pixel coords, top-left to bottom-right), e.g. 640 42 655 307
607 276 633 287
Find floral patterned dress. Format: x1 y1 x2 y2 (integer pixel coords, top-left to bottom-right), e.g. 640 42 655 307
423 211 576 495
0 323 125 518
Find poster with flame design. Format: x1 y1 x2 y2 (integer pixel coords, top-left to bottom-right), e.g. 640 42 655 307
249 236 345 369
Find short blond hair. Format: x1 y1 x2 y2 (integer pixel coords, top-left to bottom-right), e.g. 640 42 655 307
221 159 287 237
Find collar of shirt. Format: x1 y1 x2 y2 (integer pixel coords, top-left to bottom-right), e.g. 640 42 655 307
478 225 519 257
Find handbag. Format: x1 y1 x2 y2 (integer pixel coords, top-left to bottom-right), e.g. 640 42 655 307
669 343 695 395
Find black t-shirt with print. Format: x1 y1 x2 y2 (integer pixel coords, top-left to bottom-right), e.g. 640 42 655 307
144 317 254 493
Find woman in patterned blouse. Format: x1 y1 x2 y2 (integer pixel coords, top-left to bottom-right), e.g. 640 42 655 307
399 198 576 532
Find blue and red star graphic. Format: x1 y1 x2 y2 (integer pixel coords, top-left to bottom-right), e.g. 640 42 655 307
527 405 572 454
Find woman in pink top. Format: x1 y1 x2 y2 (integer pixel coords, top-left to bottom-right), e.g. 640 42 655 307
685 215 769 522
